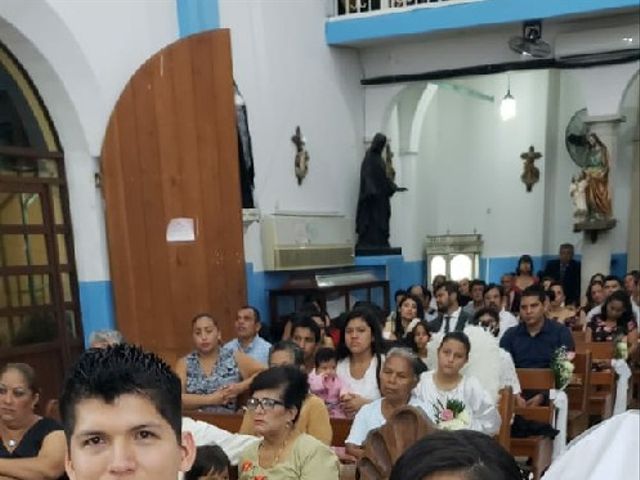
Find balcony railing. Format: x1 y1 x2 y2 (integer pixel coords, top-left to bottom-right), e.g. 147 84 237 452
333 0 483 17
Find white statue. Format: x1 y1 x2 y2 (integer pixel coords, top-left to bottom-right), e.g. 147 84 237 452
570 172 588 222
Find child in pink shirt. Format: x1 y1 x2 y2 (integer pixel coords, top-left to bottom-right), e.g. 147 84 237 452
308 347 349 418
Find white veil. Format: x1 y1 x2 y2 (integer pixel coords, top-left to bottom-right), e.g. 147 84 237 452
426 325 502 399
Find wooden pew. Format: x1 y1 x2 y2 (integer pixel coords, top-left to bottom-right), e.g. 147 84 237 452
183 410 245 433
331 417 353 447
511 369 554 480
497 387 514 451
565 351 592 439
574 342 616 420
572 329 592 343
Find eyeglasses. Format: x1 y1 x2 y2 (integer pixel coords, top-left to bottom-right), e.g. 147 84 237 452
246 397 285 411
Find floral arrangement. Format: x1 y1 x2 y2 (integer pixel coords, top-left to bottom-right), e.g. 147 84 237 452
551 346 575 390
432 398 470 430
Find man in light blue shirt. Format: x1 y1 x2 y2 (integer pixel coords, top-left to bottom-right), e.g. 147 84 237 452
224 306 271 365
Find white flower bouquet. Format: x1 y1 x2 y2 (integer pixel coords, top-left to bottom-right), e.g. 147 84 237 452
551 346 575 390
433 398 470 431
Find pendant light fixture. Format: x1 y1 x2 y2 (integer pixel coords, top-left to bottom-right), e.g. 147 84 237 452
500 74 516 121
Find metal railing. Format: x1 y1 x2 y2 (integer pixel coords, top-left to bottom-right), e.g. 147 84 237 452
333 0 483 17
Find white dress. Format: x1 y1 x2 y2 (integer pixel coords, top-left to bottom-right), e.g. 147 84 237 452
345 397 426 446
542 410 639 480
413 371 501 435
336 355 383 401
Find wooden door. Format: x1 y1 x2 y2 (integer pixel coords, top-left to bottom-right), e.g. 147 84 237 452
101 30 246 366
0 147 83 408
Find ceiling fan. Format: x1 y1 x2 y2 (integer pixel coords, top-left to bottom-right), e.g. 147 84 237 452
509 20 552 58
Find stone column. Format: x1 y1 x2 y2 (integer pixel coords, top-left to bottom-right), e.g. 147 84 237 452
580 115 624 289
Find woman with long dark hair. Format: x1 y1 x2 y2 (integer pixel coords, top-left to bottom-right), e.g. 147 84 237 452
588 290 638 359
336 308 386 417
514 254 538 293
383 293 424 341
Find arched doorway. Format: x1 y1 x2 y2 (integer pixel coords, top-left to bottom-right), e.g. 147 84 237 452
0 43 82 407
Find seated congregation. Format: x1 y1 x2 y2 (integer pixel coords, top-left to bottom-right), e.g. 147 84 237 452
0 254 638 480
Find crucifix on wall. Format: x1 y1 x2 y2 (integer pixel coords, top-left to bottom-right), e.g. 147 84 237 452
520 145 542 192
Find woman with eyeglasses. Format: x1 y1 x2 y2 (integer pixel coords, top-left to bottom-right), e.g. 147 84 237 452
238 366 339 480
239 341 332 446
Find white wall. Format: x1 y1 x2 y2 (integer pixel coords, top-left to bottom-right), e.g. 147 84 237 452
0 0 179 283
380 64 638 265
219 0 365 271
417 71 550 258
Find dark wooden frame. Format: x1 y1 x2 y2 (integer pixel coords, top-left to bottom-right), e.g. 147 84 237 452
268 279 390 339
0 145 83 408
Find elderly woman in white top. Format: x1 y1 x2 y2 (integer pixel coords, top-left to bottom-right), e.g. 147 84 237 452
336 308 386 417
345 347 424 459
414 332 500 435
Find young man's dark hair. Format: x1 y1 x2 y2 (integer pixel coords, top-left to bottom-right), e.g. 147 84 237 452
559 242 574 252
185 445 229 480
603 275 622 287
436 280 460 298
314 347 338 369
60 343 182 442
520 284 546 303
240 305 261 324
470 279 486 290
291 315 321 344
484 283 505 297
390 430 524 480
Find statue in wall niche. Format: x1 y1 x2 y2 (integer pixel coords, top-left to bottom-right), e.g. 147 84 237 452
569 172 588 222
234 82 255 208
383 142 396 182
567 132 613 220
520 145 542 192
356 133 407 250
291 126 309 185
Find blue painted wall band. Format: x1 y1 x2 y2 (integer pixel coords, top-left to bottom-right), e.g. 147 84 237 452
78 281 116 346
326 0 638 45
177 0 220 38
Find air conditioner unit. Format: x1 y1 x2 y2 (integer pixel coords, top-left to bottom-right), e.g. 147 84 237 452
555 24 639 64
261 213 355 271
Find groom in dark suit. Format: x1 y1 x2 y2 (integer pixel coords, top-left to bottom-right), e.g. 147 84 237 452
543 243 581 306
428 280 473 334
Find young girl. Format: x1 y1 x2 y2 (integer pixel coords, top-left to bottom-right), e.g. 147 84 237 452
414 332 500 435
406 320 431 367
308 348 349 418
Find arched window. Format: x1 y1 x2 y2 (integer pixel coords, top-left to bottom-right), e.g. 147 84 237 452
450 254 473 281
429 255 447 283
425 234 483 283
0 43 81 405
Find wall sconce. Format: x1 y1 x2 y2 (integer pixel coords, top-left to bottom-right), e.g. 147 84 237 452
500 75 516 121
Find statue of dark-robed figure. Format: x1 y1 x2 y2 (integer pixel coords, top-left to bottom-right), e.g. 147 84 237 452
356 133 406 250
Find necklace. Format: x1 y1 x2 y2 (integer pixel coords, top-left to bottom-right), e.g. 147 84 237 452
7 439 16 448
259 432 291 468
